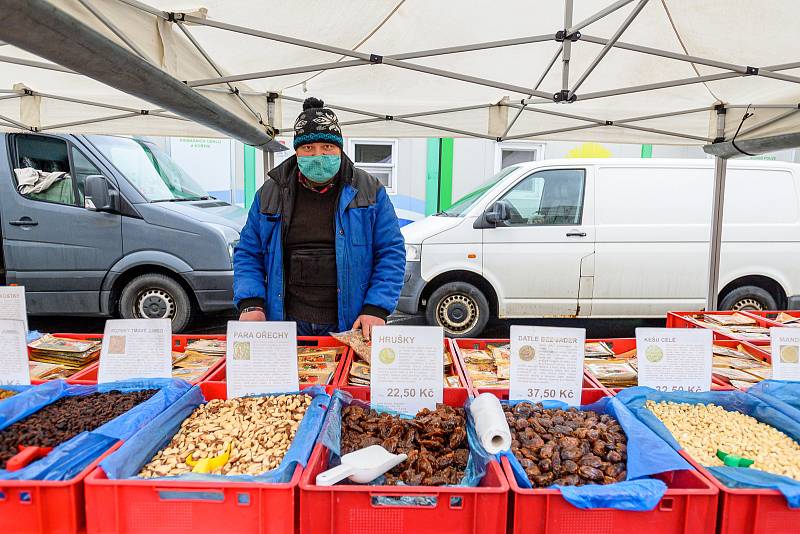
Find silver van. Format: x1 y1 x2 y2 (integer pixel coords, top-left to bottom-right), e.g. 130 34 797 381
0 133 245 332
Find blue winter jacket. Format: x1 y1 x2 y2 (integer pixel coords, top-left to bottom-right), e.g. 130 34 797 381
233 154 406 331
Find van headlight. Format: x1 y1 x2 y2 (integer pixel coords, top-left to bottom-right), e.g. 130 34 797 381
405 244 421 261
228 239 239 259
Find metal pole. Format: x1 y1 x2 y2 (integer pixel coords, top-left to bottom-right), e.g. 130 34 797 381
503 43 563 137
568 0 636 33
707 107 727 311
114 0 167 19
504 102 606 125
614 123 710 142
76 0 154 64
614 106 714 124
574 72 741 101
504 122 603 140
0 112 30 129
561 0 573 93
0 54 76 73
569 0 649 98
737 108 800 138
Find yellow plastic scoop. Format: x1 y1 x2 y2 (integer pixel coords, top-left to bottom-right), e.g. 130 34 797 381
185 442 232 474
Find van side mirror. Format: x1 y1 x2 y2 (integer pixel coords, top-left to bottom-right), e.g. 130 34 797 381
485 201 511 225
85 175 119 213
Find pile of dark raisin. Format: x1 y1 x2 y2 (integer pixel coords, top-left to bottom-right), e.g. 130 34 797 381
0 389 157 467
341 404 469 486
505 402 627 487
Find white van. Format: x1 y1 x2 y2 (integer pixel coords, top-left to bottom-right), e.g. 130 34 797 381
398 158 800 337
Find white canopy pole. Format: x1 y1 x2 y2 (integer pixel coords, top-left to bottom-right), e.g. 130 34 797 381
706 106 728 311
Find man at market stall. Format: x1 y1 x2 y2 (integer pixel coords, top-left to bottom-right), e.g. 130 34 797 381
233 97 405 339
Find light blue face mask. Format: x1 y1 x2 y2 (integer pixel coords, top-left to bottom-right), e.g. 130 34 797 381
297 155 341 183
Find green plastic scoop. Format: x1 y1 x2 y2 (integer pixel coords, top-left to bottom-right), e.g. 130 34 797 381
717 449 755 468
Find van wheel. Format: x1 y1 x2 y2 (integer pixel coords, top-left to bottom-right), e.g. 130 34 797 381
119 274 193 332
426 282 490 338
719 285 778 312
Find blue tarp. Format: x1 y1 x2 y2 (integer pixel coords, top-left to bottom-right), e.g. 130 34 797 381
496 396 690 511
0 379 190 481
616 386 800 507
101 386 330 484
748 380 800 419
319 390 491 488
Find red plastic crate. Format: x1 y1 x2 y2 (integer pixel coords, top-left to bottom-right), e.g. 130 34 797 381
299 387 508 534
85 381 328 534
0 441 122 534
675 450 800 534
710 339 772 390
62 334 228 385
486 388 718 534
452 338 610 394
335 339 471 392
665 312 772 345
743 310 800 328
206 336 350 388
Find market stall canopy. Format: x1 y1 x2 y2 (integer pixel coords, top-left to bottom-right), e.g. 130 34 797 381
1 0 800 152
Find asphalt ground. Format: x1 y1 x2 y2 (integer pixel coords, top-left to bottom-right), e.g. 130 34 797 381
31 313 664 339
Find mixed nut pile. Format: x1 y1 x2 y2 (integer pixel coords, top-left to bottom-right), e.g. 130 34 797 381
504 402 628 488
0 389 157 467
0 389 17 401
647 400 800 480
341 404 470 486
139 394 312 478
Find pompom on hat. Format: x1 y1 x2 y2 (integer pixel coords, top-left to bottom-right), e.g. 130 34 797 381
293 97 343 150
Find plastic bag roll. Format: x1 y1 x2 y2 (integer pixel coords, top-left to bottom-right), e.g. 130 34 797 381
469 393 511 454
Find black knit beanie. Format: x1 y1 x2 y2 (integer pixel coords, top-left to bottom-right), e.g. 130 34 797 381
293 97 343 150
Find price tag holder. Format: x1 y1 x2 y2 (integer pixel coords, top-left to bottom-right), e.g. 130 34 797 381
0 319 30 385
371 326 444 415
0 286 28 333
227 321 298 398
636 328 712 392
510 326 585 405
98 319 172 383
771 327 800 380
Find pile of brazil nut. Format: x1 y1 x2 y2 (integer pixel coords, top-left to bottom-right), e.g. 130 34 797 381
341 404 469 486
504 402 627 488
139 394 312 478
0 389 157 467
647 400 800 480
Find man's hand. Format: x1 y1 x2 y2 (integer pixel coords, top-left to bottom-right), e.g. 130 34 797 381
352 314 385 340
239 309 266 321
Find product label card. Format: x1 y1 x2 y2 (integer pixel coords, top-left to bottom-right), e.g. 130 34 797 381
510 326 586 405
0 319 30 385
771 327 800 380
0 286 28 332
370 326 444 415
227 321 298 398
98 319 172 383
636 328 713 392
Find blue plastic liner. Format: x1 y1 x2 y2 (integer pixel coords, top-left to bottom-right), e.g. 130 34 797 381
0 378 190 481
319 390 491 489
0 384 32 401
101 386 330 484
495 396 689 511
748 380 800 419
616 386 800 507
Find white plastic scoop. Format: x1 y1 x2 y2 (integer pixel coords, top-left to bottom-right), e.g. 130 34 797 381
315 445 407 486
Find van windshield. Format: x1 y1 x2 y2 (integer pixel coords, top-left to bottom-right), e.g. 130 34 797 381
88 136 210 202
440 165 519 216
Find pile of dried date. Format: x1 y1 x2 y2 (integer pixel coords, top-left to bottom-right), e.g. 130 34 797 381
341 404 469 486
504 402 627 487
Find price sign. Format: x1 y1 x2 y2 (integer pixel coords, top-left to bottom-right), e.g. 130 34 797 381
226 321 298 398
771 327 800 380
98 319 172 383
0 319 30 385
510 326 585 405
636 328 712 392
371 326 444 415
0 286 28 332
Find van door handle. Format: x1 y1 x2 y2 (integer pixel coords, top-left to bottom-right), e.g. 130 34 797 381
10 218 38 227
566 231 586 237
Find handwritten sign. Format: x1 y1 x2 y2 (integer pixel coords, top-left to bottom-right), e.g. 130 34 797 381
771 327 800 380
636 328 712 392
226 321 298 398
0 286 28 332
510 326 585 405
98 319 172 383
371 326 444 415
0 319 30 385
